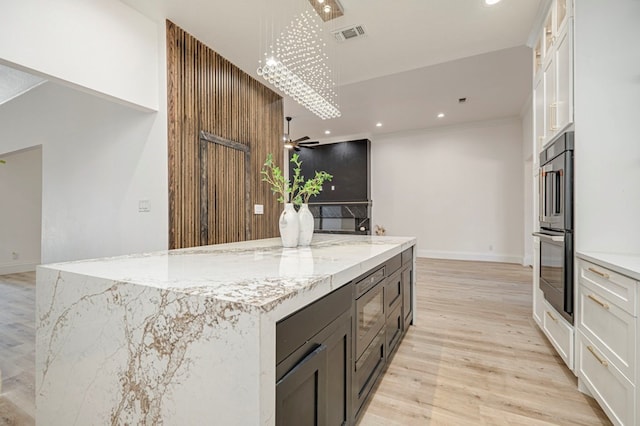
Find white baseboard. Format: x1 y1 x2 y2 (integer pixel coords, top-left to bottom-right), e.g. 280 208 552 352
0 261 39 275
522 254 533 267
416 249 523 264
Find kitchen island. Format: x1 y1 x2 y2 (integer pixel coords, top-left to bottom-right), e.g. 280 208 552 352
36 234 416 425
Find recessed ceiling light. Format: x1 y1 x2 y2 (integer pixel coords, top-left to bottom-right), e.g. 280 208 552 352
376 122 382 127
325 130 331 135
323 4 331 13
484 0 501 5
437 113 445 118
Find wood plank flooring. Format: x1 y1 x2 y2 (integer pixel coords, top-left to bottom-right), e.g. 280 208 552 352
0 272 35 426
0 261 610 425
359 258 610 425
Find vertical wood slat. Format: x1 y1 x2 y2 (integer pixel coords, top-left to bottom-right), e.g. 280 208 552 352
166 20 283 249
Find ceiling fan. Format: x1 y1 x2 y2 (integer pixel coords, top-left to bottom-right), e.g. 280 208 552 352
283 116 319 151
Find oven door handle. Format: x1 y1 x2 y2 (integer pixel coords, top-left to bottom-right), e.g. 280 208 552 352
532 232 564 242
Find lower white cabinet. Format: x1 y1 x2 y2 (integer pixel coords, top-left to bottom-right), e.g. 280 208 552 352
576 256 639 426
542 299 574 370
577 331 635 426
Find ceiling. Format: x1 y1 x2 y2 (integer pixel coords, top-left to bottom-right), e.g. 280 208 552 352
120 0 542 142
1 0 540 143
0 63 46 107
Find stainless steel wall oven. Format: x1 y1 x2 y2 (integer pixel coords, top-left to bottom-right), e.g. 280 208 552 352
535 131 574 324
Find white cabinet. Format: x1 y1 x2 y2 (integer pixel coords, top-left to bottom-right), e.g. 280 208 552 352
576 258 639 426
542 299 574 370
555 21 573 133
532 0 574 152
533 70 546 163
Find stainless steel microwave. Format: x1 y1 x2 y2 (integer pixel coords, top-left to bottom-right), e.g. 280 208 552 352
539 132 574 231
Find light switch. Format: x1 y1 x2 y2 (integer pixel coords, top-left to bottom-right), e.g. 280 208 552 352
331 185 335 191
254 204 264 214
139 199 150 213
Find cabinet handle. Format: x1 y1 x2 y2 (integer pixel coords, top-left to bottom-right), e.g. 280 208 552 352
587 345 609 367
276 344 327 386
588 267 610 279
546 311 558 322
587 294 610 310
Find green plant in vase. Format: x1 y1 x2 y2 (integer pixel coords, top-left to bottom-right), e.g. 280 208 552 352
262 152 333 247
261 153 303 247
296 170 332 247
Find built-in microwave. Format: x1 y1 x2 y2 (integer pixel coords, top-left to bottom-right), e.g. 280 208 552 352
539 132 574 231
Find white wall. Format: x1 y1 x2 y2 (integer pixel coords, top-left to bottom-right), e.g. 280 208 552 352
521 99 534 266
0 147 42 273
0 0 158 111
371 118 524 263
573 0 640 254
0 79 168 263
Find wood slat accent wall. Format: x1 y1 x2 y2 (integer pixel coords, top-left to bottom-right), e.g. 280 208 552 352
167 20 283 249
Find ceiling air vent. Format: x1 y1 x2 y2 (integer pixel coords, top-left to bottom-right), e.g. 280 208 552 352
333 25 367 43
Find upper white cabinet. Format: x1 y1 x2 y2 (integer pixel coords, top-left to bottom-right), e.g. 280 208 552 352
533 0 574 158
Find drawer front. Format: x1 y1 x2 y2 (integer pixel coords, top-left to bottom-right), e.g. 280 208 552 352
401 247 413 265
386 254 402 276
276 282 353 364
542 300 574 370
578 281 636 379
579 260 637 316
384 270 402 317
577 332 636 426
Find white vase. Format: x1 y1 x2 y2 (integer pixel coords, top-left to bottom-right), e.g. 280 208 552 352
279 203 299 248
298 203 314 246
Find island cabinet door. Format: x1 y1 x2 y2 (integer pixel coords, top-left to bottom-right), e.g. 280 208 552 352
276 343 328 426
276 309 353 426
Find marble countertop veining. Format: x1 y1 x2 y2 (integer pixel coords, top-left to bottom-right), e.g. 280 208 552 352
576 251 640 281
39 234 416 312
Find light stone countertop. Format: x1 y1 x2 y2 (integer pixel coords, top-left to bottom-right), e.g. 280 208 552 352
41 234 416 315
576 251 640 282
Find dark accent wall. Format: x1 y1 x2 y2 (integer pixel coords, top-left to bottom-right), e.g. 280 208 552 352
293 139 370 203
166 21 283 249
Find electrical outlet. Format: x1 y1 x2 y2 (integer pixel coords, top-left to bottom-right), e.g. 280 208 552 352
138 200 150 213
254 204 264 215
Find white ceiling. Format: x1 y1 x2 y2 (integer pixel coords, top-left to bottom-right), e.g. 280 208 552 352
122 1 544 141
0 63 46 107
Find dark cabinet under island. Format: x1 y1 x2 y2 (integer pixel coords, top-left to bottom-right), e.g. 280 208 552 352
276 247 415 425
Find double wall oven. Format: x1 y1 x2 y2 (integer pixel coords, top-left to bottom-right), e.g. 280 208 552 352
534 131 574 324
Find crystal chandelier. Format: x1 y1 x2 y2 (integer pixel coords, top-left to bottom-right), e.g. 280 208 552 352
257 8 340 120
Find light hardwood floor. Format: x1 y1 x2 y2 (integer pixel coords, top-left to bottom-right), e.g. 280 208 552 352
359 258 610 425
0 272 35 426
0 261 609 425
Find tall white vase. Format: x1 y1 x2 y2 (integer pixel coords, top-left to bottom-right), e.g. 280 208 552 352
279 203 299 248
298 203 314 246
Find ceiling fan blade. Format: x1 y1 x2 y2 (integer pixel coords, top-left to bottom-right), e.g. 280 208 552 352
294 147 301 152
298 141 319 145
293 136 310 143
299 145 315 149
